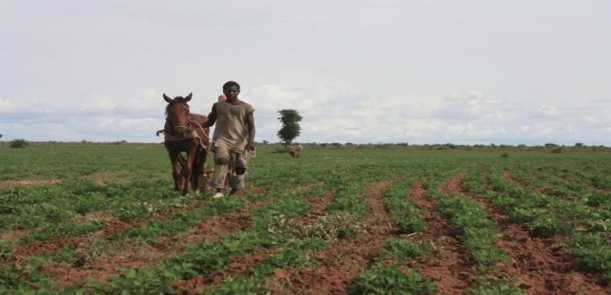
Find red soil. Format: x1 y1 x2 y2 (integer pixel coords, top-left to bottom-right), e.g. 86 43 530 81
451 171 607 294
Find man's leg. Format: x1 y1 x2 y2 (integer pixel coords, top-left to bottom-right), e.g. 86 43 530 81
229 151 248 195
210 143 229 198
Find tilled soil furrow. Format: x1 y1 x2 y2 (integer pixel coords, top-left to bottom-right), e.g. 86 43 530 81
6 218 135 263
5 202 210 264
6 185 265 263
41 201 257 290
171 190 335 294
407 178 474 294
480 169 493 191
266 180 395 295
457 170 608 294
500 170 528 188
545 168 611 194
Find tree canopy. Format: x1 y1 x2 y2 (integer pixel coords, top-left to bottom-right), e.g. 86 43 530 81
277 109 302 146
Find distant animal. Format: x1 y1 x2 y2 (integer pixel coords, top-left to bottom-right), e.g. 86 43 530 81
288 144 303 158
160 93 210 195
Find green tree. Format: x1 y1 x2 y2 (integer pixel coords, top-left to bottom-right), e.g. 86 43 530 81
277 109 302 147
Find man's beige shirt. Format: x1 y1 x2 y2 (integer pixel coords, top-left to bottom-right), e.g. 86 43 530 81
212 100 254 152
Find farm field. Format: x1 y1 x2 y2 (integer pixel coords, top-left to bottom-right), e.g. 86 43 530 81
0 143 610 294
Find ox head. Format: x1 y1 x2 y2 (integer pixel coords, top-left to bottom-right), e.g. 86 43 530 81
164 93 193 137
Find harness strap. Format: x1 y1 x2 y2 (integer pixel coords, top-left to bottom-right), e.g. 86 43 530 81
160 119 212 152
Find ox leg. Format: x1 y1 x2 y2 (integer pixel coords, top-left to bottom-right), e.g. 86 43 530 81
181 165 192 195
169 153 182 191
181 150 197 196
191 147 206 196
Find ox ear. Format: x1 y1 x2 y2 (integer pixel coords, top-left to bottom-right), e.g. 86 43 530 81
185 92 193 102
163 93 173 103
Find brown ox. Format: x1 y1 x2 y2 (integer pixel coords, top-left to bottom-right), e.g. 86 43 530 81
160 93 210 195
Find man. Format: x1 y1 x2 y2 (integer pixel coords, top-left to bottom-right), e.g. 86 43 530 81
202 81 255 198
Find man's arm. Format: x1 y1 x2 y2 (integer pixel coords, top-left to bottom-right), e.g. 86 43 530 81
245 111 255 151
201 103 218 128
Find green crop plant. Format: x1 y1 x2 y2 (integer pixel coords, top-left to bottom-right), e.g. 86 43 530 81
382 179 426 234
252 247 310 277
381 238 433 261
568 232 611 283
202 276 265 295
346 264 436 294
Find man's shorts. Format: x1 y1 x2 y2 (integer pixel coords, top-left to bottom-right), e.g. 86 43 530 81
212 141 249 168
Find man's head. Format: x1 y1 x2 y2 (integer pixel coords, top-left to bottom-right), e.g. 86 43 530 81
222 81 240 101
223 81 240 91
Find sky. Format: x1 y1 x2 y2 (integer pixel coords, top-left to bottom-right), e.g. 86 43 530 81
1 0 610 146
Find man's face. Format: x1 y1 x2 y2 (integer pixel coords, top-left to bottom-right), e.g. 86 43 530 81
223 86 240 100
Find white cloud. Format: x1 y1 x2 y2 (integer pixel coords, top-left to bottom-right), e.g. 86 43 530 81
1 1 610 146
0 96 18 114
535 105 561 118
79 94 116 114
432 90 507 121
